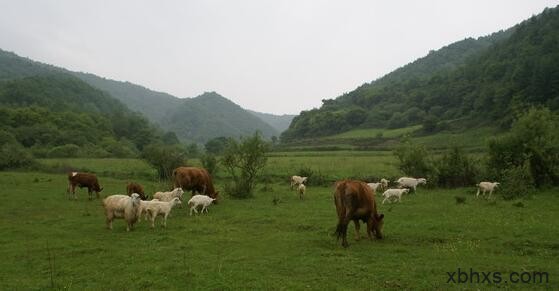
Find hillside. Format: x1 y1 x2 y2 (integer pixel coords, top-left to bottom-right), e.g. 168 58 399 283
247 110 295 133
282 6 559 141
0 73 170 158
0 49 281 143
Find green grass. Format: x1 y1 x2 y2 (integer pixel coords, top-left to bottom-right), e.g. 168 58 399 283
330 125 423 139
1 170 558 290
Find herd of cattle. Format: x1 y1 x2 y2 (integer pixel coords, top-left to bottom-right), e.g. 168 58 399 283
67 167 500 247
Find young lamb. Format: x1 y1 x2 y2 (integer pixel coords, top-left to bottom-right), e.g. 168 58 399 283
103 193 142 231
153 188 184 202
137 198 160 221
290 175 308 189
382 188 410 204
188 195 216 216
476 182 500 198
396 177 427 192
142 197 182 228
297 184 306 200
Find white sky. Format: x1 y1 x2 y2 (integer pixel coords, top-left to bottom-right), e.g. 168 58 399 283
0 0 557 115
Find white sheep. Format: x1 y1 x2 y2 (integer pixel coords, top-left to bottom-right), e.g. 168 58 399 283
367 182 382 192
188 195 216 216
137 198 160 221
380 178 389 190
297 184 306 200
153 187 184 202
103 193 141 231
476 182 500 198
290 176 308 189
142 197 182 228
382 188 410 204
396 177 427 192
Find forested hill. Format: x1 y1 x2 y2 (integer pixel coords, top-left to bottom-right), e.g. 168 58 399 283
0 49 281 142
159 92 279 143
247 110 296 133
0 73 175 158
282 6 559 141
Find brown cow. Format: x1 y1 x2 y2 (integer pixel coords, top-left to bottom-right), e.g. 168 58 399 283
126 182 147 200
67 172 103 200
334 180 384 248
172 167 219 202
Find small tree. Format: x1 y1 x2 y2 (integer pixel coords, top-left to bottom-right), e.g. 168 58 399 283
435 146 479 187
201 153 218 176
141 144 186 180
393 137 434 178
222 132 269 198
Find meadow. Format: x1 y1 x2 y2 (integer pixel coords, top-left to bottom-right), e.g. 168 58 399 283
1 153 558 290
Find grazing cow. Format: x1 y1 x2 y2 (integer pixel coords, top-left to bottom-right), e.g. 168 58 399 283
290 175 308 189
67 172 103 200
173 167 219 202
126 182 147 200
334 180 384 248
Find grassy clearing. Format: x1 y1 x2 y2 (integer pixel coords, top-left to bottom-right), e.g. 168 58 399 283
1 171 557 290
330 125 422 139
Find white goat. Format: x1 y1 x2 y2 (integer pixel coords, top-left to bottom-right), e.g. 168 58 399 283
142 197 182 228
137 198 160 221
476 182 500 198
382 188 410 204
290 176 308 189
188 195 216 216
396 177 427 192
297 184 306 200
153 188 184 202
103 193 141 231
380 178 389 190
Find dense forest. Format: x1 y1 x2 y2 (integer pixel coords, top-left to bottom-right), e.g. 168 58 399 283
282 6 559 141
0 74 178 160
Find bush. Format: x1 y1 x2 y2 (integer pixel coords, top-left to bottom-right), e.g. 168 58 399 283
393 138 435 178
142 144 187 180
221 132 269 198
435 146 479 188
487 107 559 188
296 166 329 187
0 142 34 169
47 144 81 158
500 162 535 200
201 153 218 176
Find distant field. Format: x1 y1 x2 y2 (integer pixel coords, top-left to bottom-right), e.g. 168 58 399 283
329 125 422 139
1 171 557 289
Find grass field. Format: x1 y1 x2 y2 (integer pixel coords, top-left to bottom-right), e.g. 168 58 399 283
1 167 558 289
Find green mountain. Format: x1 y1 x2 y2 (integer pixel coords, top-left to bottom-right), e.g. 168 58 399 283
282 6 559 141
0 73 170 158
0 49 280 143
247 110 295 133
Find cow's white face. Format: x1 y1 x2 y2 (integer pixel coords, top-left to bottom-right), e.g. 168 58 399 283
72 172 78 177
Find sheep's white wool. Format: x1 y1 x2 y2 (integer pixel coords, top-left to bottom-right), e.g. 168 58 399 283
188 195 215 216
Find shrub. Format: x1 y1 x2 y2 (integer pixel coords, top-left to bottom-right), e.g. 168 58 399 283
435 146 479 188
487 107 559 188
47 144 81 158
201 153 218 176
221 132 269 198
393 138 435 178
142 144 187 180
500 162 535 200
296 167 329 187
0 142 34 169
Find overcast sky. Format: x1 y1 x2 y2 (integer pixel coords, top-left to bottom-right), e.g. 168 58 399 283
0 1 557 115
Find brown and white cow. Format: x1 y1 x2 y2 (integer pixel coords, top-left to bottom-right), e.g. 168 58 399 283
67 172 103 200
126 182 147 200
334 180 384 247
172 167 219 202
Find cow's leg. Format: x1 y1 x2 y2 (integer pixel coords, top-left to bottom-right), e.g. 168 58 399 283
88 188 93 200
71 184 77 200
353 219 361 241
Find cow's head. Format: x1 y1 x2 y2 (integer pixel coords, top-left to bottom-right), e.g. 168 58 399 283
211 192 219 204
371 213 384 239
